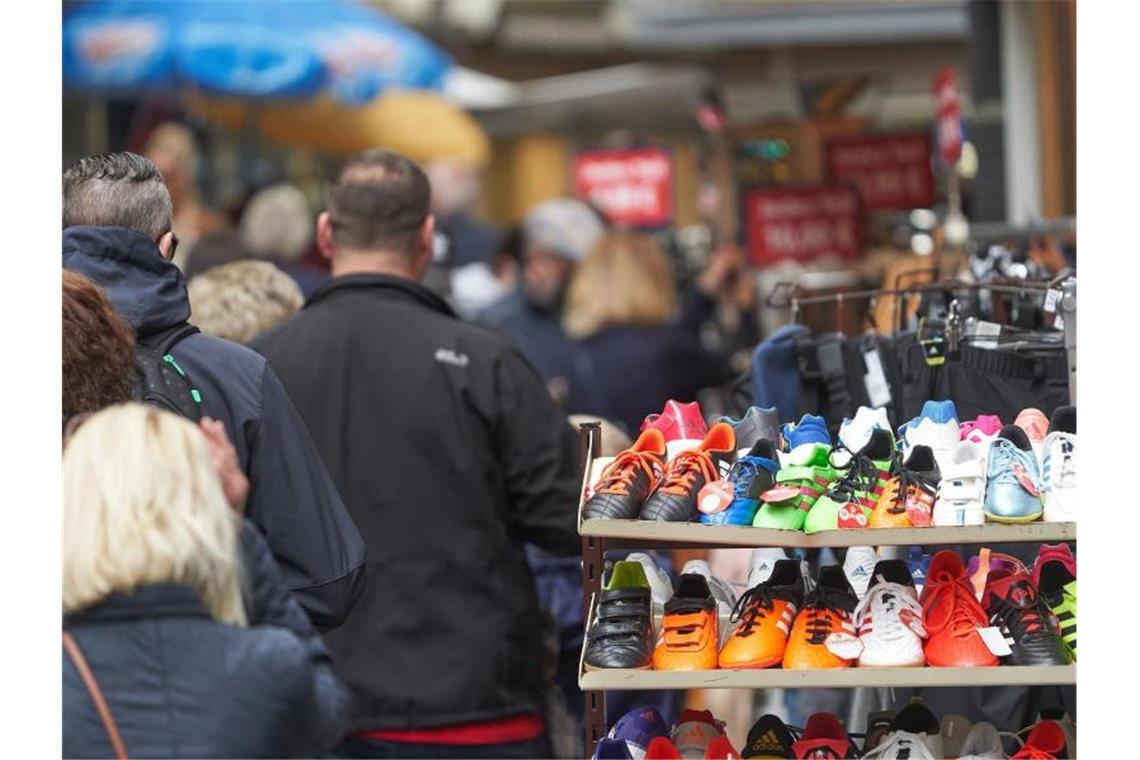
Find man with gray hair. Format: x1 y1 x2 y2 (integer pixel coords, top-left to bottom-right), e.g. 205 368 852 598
62 151 367 630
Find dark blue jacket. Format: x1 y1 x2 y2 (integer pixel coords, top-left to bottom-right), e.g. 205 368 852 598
62 226 366 629
479 291 577 386
63 583 343 758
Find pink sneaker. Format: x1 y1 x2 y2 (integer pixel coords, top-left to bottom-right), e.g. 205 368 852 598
959 415 1003 444
641 400 708 442
1015 408 1050 445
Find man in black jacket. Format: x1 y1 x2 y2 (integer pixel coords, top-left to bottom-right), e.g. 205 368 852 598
253 149 581 758
62 152 366 629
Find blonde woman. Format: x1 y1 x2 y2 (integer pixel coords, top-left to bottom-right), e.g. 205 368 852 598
562 232 727 435
63 404 344 758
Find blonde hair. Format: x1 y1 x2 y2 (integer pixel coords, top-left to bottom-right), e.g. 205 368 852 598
188 260 304 345
563 232 678 339
63 404 246 626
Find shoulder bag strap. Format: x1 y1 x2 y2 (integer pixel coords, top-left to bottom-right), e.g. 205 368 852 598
63 631 128 760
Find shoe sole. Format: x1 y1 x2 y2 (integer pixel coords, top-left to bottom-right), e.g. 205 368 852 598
717 654 784 669
857 656 926 668
583 662 652 671
984 510 1043 524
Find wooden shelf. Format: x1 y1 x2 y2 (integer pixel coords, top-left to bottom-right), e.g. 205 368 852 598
578 518 1075 549
579 664 1076 690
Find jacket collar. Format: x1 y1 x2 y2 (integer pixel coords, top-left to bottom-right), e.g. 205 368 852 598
62 225 191 337
306 273 457 318
64 584 212 627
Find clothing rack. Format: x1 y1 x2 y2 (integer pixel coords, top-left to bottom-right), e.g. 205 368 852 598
764 276 1077 403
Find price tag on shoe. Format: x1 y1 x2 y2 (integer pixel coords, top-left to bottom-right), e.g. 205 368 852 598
698 480 734 514
976 626 1013 657
825 632 863 660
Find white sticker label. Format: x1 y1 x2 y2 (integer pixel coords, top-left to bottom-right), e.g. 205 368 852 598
863 349 892 408
977 626 1012 656
825 632 863 660
972 321 1002 350
1043 288 1061 313
1054 312 1065 330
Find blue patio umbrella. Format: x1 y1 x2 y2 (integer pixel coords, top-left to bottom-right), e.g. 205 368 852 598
63 0 452 103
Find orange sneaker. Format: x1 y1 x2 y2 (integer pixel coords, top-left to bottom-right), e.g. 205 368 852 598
782 566 859 669
919 550 999 667
653 573 719 670
719 560 805 669
870 445 940 528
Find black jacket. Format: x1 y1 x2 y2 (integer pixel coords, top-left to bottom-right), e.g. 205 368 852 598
62 226 366 629
252 274 581 731
63 584 342 758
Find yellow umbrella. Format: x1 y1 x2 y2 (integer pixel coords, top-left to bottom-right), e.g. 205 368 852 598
188 89 491 167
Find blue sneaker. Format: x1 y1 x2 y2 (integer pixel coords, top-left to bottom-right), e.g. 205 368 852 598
984 425 1044 523
906 546 931 595
781 413 831 458
598 705 669 759
699 439 780 525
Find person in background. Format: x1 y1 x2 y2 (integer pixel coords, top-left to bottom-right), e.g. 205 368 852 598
562 231 729 435
480 198 605 403
63 404 346 758
188 260 305 345
63 152 366 629
252 149 581 759
180 228 254 281
62 269 350 745
142 122 227 271
240 182 329 297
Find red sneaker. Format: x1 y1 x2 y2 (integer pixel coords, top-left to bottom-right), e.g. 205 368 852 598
645 736 684 759
1032 543 1076 587
791 713 855 759
1011 719 1068 759
919 550 999 667
642 400 708 442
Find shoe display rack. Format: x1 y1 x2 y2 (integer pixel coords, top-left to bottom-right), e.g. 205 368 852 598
574 422 1077 754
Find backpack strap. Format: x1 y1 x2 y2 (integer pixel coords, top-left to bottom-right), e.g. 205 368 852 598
63 631 128 760
137 323 200 356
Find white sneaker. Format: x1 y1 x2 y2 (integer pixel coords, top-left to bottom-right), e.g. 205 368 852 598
958 721 1006 759
861 731 941 760
625 552 673 618
900 401 960 470
746 548 788 588
853 562 926 667
932 440 987 527
839 406 892 452
1041 431 1076 522
843 546 879 601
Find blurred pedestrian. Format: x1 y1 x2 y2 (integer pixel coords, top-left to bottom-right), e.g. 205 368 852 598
562 231 729 435
142 122 228 271
253 149 581 759
188 259 305 345
63 404 346 758
180 228 253 280
62 152 366 629
481 197 605 402
240 182 329 297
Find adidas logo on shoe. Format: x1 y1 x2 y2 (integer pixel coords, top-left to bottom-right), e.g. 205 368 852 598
750 730 785 753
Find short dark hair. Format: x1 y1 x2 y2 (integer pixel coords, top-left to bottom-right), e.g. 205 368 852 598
63 152 173 240
326 149 430 254
62 270 136 422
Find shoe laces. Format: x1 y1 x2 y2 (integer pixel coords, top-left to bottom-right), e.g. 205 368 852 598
990 579 1060 650
729 584 776 635
922 571 987 638
989 440 1040 490
658 450 720 495
854 580 923 639
595 450 662 495
801 586 853 644
827 447 883 499
729 458 765 500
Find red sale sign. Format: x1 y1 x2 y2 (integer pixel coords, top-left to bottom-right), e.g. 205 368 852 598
743 186 861 267
572 148 673 227
825 133 934 211
933 66 963 168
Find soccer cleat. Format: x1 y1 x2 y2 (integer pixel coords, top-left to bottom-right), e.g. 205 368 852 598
932 440 987 527
791 713 855 760
594 738 635 759
1032 544 1076 586
642 399 708 443
645 737 684 760
1041 406 1076 523
742 714 796 759
861 702 943 760
1010 720 1068 759
584 561 654 669
907 547 931 596
983 569 1071 666
1036 561 1076 661
853 560 926 668
653 573 719 670
871 445 940 528
960 414 1003 444
804 429 895 533
1014 407 1050 461
700 439 780 526
641 423 736 522
899 400 959 471
719 560 805 669
984 426 1044 523
624 552 674 620
753 445 837 531
957 721 1005 760
601 705 670 760
842 546 879 601
780 414 831 460
919 550 998 667
720 406 781 454
782 565 859 669
670 709 731 759
585 429 668 520
838 406 892 453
